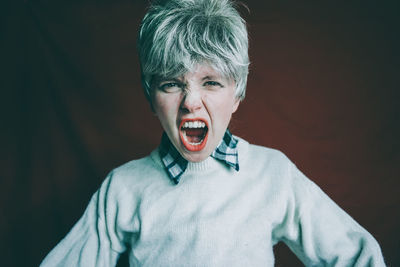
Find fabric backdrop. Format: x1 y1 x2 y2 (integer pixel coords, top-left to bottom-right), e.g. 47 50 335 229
1 0 399 266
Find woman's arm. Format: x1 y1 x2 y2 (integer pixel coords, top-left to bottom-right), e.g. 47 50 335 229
40 173 129 267
274 163 386 266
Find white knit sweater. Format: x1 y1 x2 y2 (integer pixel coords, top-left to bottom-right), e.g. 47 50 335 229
40 137 385 267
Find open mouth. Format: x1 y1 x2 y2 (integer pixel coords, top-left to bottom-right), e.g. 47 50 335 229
179 119 209 151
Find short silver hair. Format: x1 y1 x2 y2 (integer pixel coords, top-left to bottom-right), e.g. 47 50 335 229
138 0 249 101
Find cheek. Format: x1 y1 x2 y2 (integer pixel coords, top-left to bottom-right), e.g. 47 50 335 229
205 95 236 122
214 89 237 111
153 94 180 121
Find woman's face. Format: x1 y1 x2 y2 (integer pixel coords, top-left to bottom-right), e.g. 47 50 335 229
152 64 240 162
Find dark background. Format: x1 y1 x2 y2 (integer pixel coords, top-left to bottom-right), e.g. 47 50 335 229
1 0 399 266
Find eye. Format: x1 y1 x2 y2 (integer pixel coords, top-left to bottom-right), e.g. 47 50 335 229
158 82 183 93
204 81 223 88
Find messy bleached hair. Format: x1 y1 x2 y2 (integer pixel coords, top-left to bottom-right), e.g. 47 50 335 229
138 0 249 101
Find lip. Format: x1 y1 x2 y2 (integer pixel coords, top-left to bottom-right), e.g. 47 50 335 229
179 118 209 152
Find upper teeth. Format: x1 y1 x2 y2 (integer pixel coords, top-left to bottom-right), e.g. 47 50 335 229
183 121 206 128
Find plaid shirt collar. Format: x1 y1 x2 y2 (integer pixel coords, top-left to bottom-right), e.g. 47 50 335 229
159 129 240 184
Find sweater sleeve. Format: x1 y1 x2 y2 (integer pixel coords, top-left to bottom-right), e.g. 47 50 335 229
273 162 386 267
40 173 130 267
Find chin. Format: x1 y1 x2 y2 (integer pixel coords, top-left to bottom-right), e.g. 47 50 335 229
181 151 209 163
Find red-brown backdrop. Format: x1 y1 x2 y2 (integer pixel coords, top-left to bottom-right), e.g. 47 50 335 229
1 0 399 266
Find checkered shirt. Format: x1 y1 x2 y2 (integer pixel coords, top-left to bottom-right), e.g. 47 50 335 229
159 129 240 184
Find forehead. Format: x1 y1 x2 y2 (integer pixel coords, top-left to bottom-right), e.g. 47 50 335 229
187 64 221 76
182 64 225 81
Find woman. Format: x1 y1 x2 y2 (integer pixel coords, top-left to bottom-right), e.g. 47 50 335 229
41 0 385 266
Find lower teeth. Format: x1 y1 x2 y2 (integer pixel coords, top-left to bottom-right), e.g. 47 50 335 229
189 141 202 145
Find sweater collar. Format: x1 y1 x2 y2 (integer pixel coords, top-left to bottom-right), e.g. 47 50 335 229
159 129 240 184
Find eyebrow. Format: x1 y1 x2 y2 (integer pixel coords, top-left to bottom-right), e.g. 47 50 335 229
202 75 222 81
159 77 183 83
158 75 223 84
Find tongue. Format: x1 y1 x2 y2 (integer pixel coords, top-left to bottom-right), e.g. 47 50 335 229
185 128 205 143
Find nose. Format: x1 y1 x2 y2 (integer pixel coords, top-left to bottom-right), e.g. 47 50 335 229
180 88 202 113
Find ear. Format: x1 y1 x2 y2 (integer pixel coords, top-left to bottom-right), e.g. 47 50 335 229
232 97 240 113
